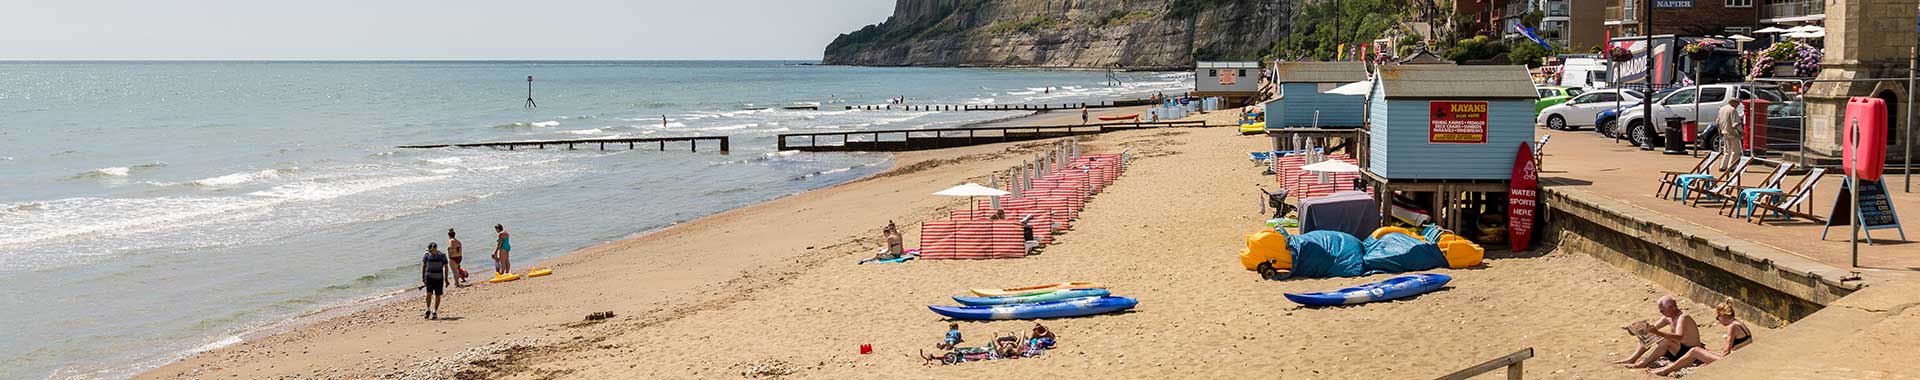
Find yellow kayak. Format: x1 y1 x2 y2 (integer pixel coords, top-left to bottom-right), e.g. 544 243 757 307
969 282 1107 297
525 267 553 278
1238 122 1266 135
487 273 521 283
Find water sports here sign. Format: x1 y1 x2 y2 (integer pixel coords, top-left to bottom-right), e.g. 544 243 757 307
1429 101 1489 144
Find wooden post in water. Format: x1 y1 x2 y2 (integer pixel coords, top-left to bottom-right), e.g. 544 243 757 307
719 136 729 152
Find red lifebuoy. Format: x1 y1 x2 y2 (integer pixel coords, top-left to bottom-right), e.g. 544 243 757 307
1843 97 1888 181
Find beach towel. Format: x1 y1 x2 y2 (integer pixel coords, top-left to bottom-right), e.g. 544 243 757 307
1286 230 1365 278
1359 233 1448 274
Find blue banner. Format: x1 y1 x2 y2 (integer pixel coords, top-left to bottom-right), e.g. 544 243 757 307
1515 24 1552 50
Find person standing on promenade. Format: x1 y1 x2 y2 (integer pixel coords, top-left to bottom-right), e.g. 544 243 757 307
1715 101 1745 170
421 242 450 320
446 229 467 287
492 224 512 275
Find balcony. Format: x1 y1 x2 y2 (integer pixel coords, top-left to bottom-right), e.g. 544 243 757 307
1762 0 1825 22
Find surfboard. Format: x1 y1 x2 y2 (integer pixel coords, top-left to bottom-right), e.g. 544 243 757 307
928 296 1137 320
952 288 1111 306
1282 273 1452 306
1509 142 1538 252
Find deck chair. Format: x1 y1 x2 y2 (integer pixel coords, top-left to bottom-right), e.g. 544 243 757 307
1533 134 1551 170
1655 151 1721 199
1709 161 1795 211
1677 156 1752 204
1749 167 1828 224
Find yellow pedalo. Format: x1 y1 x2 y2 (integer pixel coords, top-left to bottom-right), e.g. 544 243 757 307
1238 121 1266 135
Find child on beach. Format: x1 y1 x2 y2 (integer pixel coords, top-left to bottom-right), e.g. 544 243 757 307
1029 323 1055 349
1614 296 1703 369
447 229 467 287
1649 300 1754 376
492 224 512 275
421 242 451 320
936 323 963 350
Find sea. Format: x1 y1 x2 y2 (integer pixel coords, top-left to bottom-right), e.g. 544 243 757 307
0 61 1193 379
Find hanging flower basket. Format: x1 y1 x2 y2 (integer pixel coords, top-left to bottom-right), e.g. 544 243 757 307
1606 48 1633 63
1683 40 1715 60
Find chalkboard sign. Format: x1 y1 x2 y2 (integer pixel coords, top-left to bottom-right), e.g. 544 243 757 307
1824 178 1907 242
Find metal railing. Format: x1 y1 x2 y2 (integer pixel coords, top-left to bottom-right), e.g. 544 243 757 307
775 120 1208 152
1762 0 1824 21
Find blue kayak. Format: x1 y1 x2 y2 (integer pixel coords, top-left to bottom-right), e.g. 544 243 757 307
1283 273 1452 307
929 296 1138 320
952 288 1111 306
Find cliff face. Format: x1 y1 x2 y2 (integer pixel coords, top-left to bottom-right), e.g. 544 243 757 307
823 0 1296 69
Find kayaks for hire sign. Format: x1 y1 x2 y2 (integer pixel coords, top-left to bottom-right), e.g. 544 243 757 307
1509 142 1539 252
1429 101 1489 144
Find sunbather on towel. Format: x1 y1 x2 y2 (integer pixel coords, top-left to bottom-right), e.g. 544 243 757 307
869 221 904 262
1650 300 1754 376
1614 296 1703 369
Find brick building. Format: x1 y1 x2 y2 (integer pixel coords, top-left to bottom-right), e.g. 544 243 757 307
1603 0 1761 37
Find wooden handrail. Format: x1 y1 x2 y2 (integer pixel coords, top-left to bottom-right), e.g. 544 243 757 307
1434 348 1533 380
774 120 1211 152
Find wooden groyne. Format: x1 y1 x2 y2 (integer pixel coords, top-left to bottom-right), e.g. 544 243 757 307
776 120 1207 152
399 136 729 152
847 99 1156 112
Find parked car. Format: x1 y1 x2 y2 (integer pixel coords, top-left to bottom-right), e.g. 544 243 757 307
1615 84 1786 148
1536 89 1643 131
1596 88 1679 139
1534 86 1585 114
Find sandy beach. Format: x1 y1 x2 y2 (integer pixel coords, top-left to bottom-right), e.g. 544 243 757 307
140 108 1751 380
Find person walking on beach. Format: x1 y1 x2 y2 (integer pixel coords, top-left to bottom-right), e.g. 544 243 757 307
422 242 451 320
1080 106 1089 125
492 224 512 275
447 229 468 287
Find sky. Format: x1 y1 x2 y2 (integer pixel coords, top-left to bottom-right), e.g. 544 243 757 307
0 0 896 60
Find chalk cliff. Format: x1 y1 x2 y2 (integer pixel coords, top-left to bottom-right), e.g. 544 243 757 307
822 0 1296 69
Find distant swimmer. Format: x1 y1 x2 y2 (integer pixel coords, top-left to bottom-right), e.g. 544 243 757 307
662 115 668 129
493 224 512 275
422 242 450 320
447 229 467 287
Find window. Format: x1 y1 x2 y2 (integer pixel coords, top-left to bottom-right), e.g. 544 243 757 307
1661 89 1697 105
1698 88 1729 102
1239 69 1247 78
1570 93 1602 104
1725 0 1752 8
1209 69 1218 77
1567 88 1586 97
1538 89 1556 98
1595 93 1623 103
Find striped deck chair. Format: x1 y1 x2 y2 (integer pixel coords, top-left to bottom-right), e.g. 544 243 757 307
1655 151 1722 199
1677 156 1752 204
1700 161 1792 207
1750 167 1828 224
1716 161 1796 215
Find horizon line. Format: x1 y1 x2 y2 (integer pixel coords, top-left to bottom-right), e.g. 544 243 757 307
0 59 827 63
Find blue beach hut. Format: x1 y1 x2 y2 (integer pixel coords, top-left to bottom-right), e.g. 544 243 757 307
1365 64 1538 181
1263 62 1368 128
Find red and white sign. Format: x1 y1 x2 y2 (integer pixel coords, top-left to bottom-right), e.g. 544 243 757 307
1429 101 1489 144
1219 69 1238 86
1508 142 1539 252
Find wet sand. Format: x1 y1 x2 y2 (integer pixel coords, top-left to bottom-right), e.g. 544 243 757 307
141 108 1747 379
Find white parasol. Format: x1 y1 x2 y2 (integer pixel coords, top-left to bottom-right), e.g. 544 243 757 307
933 183 1010 197
1753 26 1789 34
1300 160 1360 173
1785 25 1823 33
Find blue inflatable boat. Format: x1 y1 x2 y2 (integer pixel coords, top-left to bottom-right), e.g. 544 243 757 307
1283 273 1452 307
929 296 1138 320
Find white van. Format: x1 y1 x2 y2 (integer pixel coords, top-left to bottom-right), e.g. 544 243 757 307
1554 58 1610 90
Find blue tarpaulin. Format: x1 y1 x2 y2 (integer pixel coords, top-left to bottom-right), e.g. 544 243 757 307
1361 233 1449 275
1287 230 1365 278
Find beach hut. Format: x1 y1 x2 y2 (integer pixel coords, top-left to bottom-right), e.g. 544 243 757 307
1193 61 1262 104
1366 64 1537 180
1262 61 1368 129
1363 64 1539 233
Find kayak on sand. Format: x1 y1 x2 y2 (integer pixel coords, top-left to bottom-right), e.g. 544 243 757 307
952 288 1111 306
969 282 1106 297
1283 273 1452 307
929 296 1138 320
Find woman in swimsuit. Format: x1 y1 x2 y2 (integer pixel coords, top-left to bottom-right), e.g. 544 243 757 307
1650 300 1754 376
492 224 511 275
447 229 467 286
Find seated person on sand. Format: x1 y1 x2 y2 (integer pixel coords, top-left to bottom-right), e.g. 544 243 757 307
1650 300 1754 376
935 323 963 350
1614 296 1704 369
1029 323 1056 349
868 221 905 262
